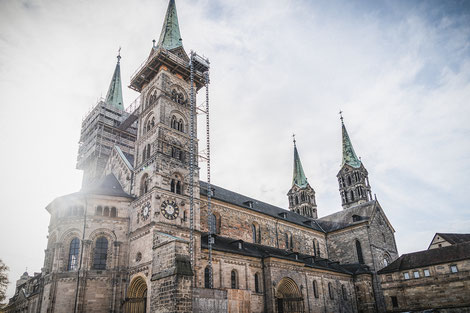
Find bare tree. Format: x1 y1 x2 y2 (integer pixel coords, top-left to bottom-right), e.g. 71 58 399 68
0 259 9 304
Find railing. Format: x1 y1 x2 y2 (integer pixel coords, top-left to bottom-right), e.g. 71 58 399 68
125 95 141 116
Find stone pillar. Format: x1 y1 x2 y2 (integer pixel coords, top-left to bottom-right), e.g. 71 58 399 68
150 231 193 313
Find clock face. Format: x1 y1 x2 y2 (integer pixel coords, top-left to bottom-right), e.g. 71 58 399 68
161 200 179 220
141 202 151 220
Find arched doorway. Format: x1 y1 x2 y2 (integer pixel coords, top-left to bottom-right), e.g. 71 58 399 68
275 277 304 313
124 276 147 313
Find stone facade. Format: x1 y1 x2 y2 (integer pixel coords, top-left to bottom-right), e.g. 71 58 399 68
4 1 417 313
378 239 470 313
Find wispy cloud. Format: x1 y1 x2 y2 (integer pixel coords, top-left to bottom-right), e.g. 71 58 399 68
0 0 469 298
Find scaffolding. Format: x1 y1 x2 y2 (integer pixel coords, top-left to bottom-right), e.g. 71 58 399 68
189 50 212 287
76 99 138 186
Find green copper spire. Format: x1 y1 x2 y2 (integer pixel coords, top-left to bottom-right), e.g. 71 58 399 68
105 53 124 110
341 116 362 168
157 0 183 51
292 136 309 188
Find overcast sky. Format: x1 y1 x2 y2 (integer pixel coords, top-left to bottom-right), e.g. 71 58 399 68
1 0 469 299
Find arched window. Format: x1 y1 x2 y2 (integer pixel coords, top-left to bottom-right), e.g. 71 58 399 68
328 282 334 300
176 181 182 195
313 280 319 298
178 119 184 132
142 146 147 162
103 206 109 217
93 237 108 270
350 190 355 201
290 235 294 250
347 176 352 185
313 239 318 257
254 273 260 293
383 254 391 267
209 213 218 234
96 206 103 216
285 233 289 249
342 285 347 300
171 115 177 129
252 224 257 243
204 266 212 289
295 196 299 205
355 240 364 264
141 174 149 196
231 270 238 289
382 233 386 242
146 144 151 160
67 238 80 271
171 179 175 193
110 207 117 217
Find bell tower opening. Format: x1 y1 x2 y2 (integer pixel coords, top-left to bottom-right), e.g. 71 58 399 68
287 136 317 218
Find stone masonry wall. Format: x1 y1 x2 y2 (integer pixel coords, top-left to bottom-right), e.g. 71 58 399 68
380 259 470 312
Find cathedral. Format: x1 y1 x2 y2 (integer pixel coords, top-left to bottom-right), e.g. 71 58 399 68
5 1 400 312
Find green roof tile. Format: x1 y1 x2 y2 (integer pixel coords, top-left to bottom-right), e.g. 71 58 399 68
292 143 308 188
157 0 183 51
341 120 361 168
105 55 124 110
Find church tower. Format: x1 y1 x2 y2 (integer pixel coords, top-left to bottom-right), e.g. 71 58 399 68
76 53 137 187
337 116 372 209
127 1 208 312
287 138 317 218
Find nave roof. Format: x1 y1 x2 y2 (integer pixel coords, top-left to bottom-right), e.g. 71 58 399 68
201 234 370 276
200 181 324 232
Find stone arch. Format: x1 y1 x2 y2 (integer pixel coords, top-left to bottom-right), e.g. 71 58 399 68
145 87 157 109
144 113 156 134
275 277 304 313
169 84 188 105
125 275 148 313
59 228 82 271
169 110 187 132
88 229 116 270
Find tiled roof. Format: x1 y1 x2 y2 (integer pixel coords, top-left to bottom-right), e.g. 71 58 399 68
316 201 377 232
201 234 370 275
81 173 134 199
437 233 470 245
199 181 324 232
378 241 470 274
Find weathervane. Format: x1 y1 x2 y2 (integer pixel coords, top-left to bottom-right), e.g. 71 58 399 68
339 110 344 122
117 47 122 63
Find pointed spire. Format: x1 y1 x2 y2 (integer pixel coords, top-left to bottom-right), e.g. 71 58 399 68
341 115 362 168
105 50 124 110
292 135 308 188
157 0 183 51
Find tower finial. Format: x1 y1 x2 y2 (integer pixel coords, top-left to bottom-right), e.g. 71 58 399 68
117 47 121 63
292 133 296 146
339 110 344 123
157 0 184 51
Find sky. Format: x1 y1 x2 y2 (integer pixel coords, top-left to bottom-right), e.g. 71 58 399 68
1 0 470 300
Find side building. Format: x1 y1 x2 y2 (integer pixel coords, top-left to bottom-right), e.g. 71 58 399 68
378 235 470 313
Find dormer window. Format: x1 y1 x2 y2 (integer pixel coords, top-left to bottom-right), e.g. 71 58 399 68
244 200 253 208
278 212 288 219
352 215 361 222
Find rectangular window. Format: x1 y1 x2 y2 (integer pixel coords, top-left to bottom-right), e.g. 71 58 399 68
403 272 410 280
424 269 430 277
391 296 399 308
450 265 458 273
413 271 420 278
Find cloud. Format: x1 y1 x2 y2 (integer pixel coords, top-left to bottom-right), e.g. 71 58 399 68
0 0 469 298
